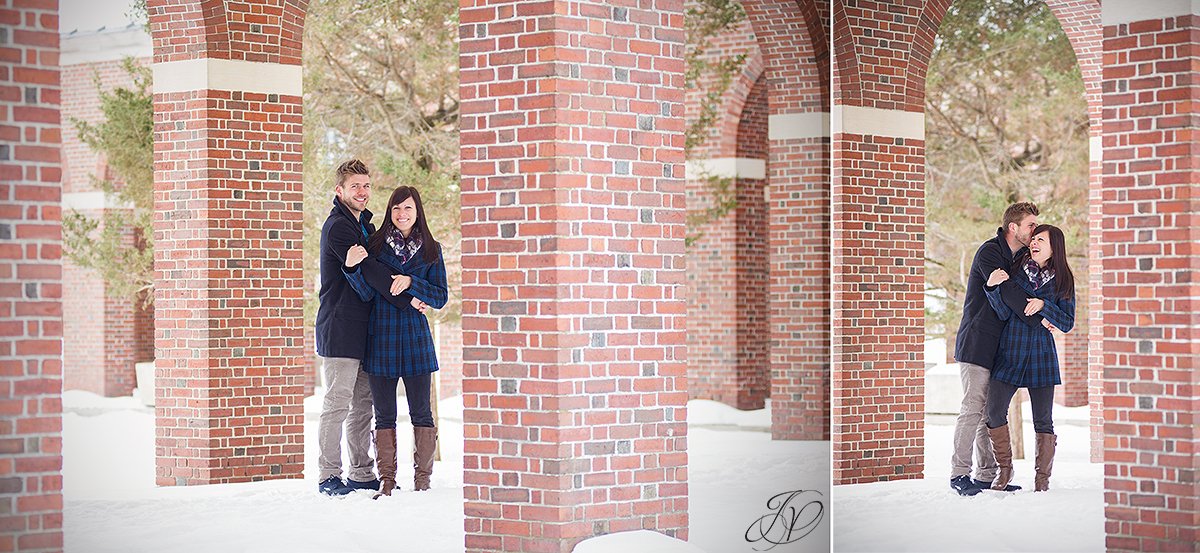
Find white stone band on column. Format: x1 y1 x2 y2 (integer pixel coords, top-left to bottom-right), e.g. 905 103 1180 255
832 105 925 140
1103 0 1200 25
768 112 831 141
62 192 133 211
152 59 303 96
61 27 152 66
1090 136 1103 162
686 157 767 180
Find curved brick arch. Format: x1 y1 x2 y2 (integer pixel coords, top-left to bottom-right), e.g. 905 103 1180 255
902 0 1100 122
715 47 765 158
741 0 831 440
148 0 308 64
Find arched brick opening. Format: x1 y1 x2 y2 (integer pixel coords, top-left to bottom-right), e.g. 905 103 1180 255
685 15 770 411
833 0 1198 550
831 0 1101 483
684 0 832 438
742 0 832 441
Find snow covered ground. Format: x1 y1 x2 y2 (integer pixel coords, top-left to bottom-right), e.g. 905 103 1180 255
832 397 1104 552
62 391 829 553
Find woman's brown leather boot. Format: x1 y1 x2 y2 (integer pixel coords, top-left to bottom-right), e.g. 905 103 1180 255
988 424 1014 491
373 428 397 499
1034 432 1057 492
413 426 437 491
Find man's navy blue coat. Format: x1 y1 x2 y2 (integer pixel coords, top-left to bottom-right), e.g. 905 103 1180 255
315 197 377 360
954 227 1042 369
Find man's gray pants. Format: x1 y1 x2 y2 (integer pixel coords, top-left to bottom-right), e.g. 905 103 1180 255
950 361 998 481
317 357 376 482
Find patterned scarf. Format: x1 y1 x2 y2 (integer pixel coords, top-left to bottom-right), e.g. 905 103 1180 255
386 227 423 264
1024 258 1055 291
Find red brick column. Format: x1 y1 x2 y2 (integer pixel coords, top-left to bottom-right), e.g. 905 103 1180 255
147 0 307 485
1100 4 1200 550
743 0 831 441
733 75 770 409
0 1 64 550
459 1 688 551
829 1 944 483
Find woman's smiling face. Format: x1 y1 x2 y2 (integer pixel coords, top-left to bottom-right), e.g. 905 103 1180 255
1029 231 1052 267
391 196 417 235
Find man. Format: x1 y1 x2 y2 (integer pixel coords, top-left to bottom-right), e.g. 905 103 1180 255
950 202 1044 496
314 159 382 495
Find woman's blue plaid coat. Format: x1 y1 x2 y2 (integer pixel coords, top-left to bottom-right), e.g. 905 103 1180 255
984 270 1075 388
343 244 448 378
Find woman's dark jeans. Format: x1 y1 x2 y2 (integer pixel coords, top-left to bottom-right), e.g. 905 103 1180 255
368 372 435 429
986 378 1055 435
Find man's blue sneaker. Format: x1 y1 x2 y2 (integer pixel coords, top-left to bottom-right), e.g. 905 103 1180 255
974 478 1021 492
318 475 353 496
951 475 981 496
346 477 381 491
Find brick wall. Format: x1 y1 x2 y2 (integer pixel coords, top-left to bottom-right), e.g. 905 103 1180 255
147 0 306 485
436 321 462 400
0 0 65 550
1100 7 1200 551
459 1 689 550
1055 327 1088 407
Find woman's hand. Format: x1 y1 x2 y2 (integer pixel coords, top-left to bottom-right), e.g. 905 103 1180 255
390 274 412 296
1040 319 1059 333
986 269 1009 287
345 245 367 268
1025 298 1045 317
411 297 428 314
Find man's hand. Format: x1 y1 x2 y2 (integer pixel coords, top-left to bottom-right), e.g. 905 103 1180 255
1040 319 1059 333
1025 298 1045 317
390 274 412 296
411 297 428 314
987 269 1009 287
345 245 367 268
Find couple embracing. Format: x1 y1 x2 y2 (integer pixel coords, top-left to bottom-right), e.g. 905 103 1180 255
314 159 448 498
950 202 1077 496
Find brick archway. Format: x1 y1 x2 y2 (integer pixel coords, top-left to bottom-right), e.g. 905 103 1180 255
742 0 833 441
831 0 1101 483
683 0 832 440
832 1 1198 550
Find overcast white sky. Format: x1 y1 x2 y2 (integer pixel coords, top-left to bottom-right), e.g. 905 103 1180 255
60 0 141 34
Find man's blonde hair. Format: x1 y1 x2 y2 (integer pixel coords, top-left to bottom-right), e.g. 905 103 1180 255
1002 202 1039 230
335 159 369 188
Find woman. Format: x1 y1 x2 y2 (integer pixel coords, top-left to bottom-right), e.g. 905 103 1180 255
983 224 1075 492
343 186 448 497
